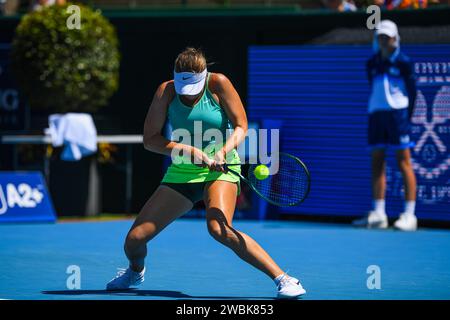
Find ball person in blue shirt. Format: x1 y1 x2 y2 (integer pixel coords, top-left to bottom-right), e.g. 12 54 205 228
353 20 418 231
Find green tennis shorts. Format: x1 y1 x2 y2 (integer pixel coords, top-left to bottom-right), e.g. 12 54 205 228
161 147 241 184
160 144 241 203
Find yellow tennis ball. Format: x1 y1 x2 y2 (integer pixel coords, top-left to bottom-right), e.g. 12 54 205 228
254 165 270 180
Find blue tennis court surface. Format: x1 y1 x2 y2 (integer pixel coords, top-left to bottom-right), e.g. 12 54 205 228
1 219 449 300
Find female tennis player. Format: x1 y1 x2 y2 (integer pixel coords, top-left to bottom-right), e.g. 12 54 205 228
106 48 305 299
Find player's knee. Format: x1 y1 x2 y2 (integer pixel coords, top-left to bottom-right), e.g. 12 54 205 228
207 219 231 243
207 220 223 239
207 220 239 248
126 227 152 248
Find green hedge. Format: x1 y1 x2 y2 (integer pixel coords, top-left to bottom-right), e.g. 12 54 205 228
12 3 120 113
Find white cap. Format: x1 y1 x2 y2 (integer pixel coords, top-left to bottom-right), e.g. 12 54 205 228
173 69 207 95
375 20 399 38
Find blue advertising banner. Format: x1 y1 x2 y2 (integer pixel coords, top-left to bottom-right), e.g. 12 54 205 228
248 44 450 221
409 52 450 212
0 172 56 223
0 43 27 132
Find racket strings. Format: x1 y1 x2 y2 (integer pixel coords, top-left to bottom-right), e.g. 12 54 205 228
248 154 309 206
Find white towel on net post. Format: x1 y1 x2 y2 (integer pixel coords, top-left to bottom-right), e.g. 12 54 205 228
45 113 98 161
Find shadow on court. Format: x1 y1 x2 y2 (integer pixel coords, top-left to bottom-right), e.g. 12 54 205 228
41 289 276 300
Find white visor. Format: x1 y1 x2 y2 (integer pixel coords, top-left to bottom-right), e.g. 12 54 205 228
173 69 207 95
375 20 398 38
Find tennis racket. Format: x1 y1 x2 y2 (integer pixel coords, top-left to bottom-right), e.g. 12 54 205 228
224 152 310 207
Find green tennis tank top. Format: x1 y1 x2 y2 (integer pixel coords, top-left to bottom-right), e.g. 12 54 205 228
162 73 241 184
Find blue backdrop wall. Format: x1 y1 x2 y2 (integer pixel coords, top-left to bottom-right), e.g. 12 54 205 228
248 44 450 221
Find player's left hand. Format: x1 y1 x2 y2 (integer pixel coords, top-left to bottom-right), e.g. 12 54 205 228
212 149 227 172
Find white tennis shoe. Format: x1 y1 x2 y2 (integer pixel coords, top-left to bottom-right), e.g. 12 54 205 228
393 213 417 231
276 274 306 299
352 211 388 229
106 267 145 290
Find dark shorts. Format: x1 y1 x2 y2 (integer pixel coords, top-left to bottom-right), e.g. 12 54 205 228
368 108 413 150
160 181 240 204
160 182 208 204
